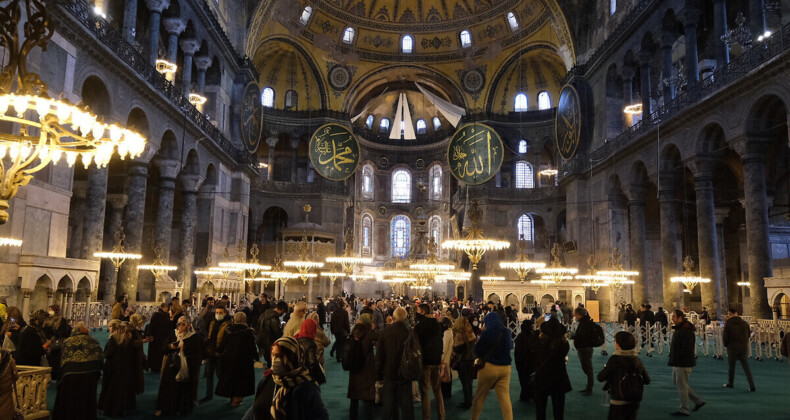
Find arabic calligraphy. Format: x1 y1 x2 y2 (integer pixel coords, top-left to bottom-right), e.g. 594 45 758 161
240 83 262 154
555 85 581 161
447 123 503 185
309 124 359 181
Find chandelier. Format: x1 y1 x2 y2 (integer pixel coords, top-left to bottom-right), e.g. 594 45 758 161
284 236 324 282
539 168 558 177
670 256 710 291
138 242 178 279
326 229 371 275
155 59 177 76
737 281 750 287
575 255 613 293
623 104 643 115
530 278 559 290
219 242 271 281
0 0 146 224
437 270 471 288
349 274 374 281
411 238 456 274
94 227 142 272
720 12 752 47
320 271 345 284
480 275 505 284
269 256 298 285
597 248 638 289
0 237 22 247
442 200 510 270
500 235 546 283
535 243 577 285
662 62 687 89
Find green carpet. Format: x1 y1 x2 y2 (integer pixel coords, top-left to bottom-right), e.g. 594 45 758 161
45 329 790 419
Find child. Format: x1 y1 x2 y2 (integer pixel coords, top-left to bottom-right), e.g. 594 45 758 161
597 331 651 420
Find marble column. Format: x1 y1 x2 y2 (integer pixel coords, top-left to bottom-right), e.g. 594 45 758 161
290 139 298 183
274 279 281 300
178 175 201 297
307 278 314 304
118 161 149 301
101 194 128 301
122 0 138 44
155 158 181 261
65 292 74 318
660 32 676 101
21 290 31 321
682 7 701 90
712 0 730 66
637 50 653 117
266 137 277 180
628 189 648 306
693 158 722 318
194 56 212 95
658 187 682 310
714 207 731 308
750 0 767 40
80 166 109 260
740 138 773 318
47 290 53 307
145 0 170 66
162 18 185 64
179 38 200 95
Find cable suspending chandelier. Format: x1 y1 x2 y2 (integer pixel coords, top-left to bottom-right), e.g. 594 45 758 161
0 0 146 223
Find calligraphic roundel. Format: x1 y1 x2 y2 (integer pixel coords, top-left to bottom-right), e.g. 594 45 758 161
309 123 360 181
555 84 582 161
240 82 263 154
447 123 503 186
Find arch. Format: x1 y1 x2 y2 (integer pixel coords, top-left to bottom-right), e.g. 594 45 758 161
658 143 683 182
261 87 275 107
56 274 75 291
361 164 375 198
205 57 222 86
429 165 442 200
574 294 584 308
514 93 528 112
31 275 52 314
126 107 150 137
390 215 411 258
746 94 788 136
401 35 414 53
486 46 568 114
284 89 298 109
391 168 411 203
203 164 218 187
522 293 536 309
415 119 427 134
774 293 790 319
183 149 200 175
251 37 328 111
540 293 555 309
517 213 534 241
258 206 288 243
538 91 551 110
605 63 620 98
432 116 441 131
361 213 374 256
487 293 501 304
159 130 179 159
505 293 519 308
515 160 534 188
80 75 112 119
365 115 374 129
379 118 390 132
518 139 528 154
696 123 727 155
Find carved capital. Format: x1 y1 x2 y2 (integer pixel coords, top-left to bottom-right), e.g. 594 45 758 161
131 142 160 165
621 64 636 80
194 55 212 71
106 193 129 211
682 8 703 27
179 174 203 193
180 38 201 56
163 18 185 36
22 289 31 298
155 158 182 179
145 0 171 13
266 137 278 147
637 49 654 66
714 207 730 224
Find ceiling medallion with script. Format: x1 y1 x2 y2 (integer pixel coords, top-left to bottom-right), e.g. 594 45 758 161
309 123 359 181
447 123 503 186
555 84 582 161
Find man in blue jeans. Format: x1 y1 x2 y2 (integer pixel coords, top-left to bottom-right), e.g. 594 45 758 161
376 307 415 420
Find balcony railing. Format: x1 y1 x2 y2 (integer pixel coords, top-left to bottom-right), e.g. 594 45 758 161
14 366 52 419
55 0 251 165
454 185 562 202
251 179 348 196
565 19 790 175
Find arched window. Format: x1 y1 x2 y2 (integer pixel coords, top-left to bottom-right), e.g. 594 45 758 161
416 119 427 134
459 30 472 48
261 87 274 108
429 215 442 254
300 6 313 25
430 165 442 200
515 161 534 189
432 116 441 131
514 93 528 112
307 161 314 183
285 90 298 108
401 35 414 53
361 165 374 198
538 91 551 110
391 168 411 203
362 213 373 256
507 12 519 31
518 139 528 154
391 215 411 257
517 214 534 241
610 0 616 15
365 115 374 129
343 27 356 44
380 118 390 132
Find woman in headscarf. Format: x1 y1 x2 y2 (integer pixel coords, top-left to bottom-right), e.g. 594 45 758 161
155 316 204 416
216 312 258 407
452 315 477 409
1 306 25 356
52 321 103 420
529 318 571 420
98 319 137 416
305 312 331 368
16 309 47 366
293 318 325 385
44 304 71 381
128 313 148 395
270 336 328 420
513 318 537 401
0 348 17 419
346 312 377 420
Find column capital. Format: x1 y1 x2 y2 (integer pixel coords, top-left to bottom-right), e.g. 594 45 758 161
22 289 31 298
714 206 730 224
739 195 774 209
657 189 676 202
682 7 703 27
179 174 203 193
194 55 212 71
660 31 677 48
163 17 185 36
145 0 170 13
106 193 129 211
266 137 278 147
621 64 635 79
155 158 181 179
180 38 200 56
689 156 716 177
637 49 654 65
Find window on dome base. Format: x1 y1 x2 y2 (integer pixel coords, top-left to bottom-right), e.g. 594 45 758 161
380 118 390 133
416 119 426 134
432 116 441 131
343 27 356 44
261 87 274 108
365 115 374 129
460 30 472 48
300 6 312 25
507 12 519 31
538 91 551 110
515 93 528 112
402 35 413 53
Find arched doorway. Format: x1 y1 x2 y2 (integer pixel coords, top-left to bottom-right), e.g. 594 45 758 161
775 293 790 319
540 293 555 311
522 294 536 311
505 293 519 309
31 275 52 313
487 293 501 304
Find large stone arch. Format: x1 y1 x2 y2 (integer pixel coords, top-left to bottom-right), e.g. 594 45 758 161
79 74 113 120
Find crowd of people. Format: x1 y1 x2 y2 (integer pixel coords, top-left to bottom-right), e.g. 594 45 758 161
0 292 785 419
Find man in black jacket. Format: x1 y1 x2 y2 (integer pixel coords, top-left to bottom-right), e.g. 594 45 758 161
377 307 414 420
201 304 231 402
415 303 444 419
638 304 655 349
722 307 755 391
329 300 350 361
315 297 326 328
256 300 287 366
668 310 705 416
571 307 595 396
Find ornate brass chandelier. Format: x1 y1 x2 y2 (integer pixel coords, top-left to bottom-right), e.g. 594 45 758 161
138 242 177 279
219 242 271 281
597 248 638 289
670 256 710 291
94 227 142 272
499 235 545 283
535 243 577 285
284 236 324 282
326 229 371 275
575 255 612 293
411 238 456 275
0 0 146 223
269 256 298 284
442 200 510 270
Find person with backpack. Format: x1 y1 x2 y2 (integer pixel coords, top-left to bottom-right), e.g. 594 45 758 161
376 307 417 420
668 310 705 416
530 318 571 420
346 313 378 420
571 307 599 396
597 331 651 420
415 303 445 420
257 301 287 367
722 306 755 391
471 312 514 420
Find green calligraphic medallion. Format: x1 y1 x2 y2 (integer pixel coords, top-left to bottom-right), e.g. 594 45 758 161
309 123 359 181
555 84 582 161
447 123 503 185
240 82 263 154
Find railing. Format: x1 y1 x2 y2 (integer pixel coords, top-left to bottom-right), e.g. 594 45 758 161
69 302 201 331
14 366 52 420
250 178 348 196
452 185 562 204
565 19 790 176
55 0 252 165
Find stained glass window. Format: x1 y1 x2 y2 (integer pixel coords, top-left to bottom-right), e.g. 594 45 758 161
391 215 410 257
430 165 442 200
392 169 411 203
362 214 373 256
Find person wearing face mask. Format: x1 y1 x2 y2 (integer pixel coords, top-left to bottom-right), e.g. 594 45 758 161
270 337 329 420
155 316 204 416
200 304 231 402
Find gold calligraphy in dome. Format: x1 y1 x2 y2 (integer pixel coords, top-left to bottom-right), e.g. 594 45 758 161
447 123 503 185
555 85 582 161
309 123 360 181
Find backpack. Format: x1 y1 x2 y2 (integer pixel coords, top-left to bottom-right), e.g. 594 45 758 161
617 363 644 402
399 329 423 380
340 334 366 372
592 322 605 347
